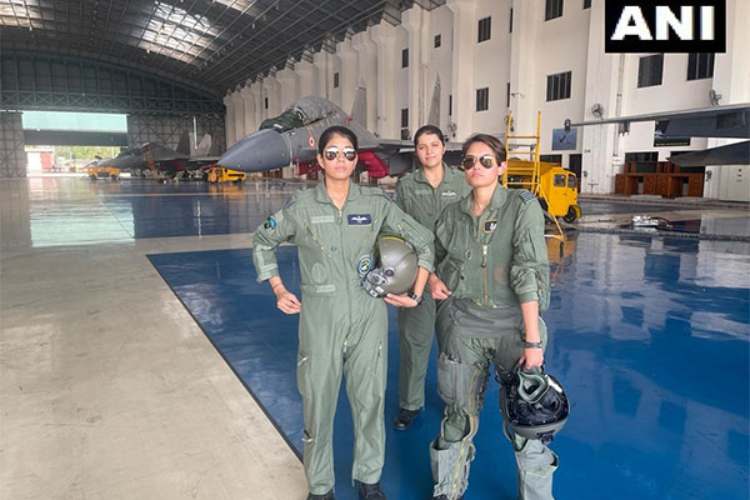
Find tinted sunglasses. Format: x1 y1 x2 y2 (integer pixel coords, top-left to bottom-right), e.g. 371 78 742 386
324 146 357 162
460 154 496 171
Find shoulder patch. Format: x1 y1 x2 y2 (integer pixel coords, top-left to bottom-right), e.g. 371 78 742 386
519 190 536 203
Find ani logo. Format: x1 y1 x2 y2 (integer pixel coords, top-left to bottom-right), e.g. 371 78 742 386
605 0 725 53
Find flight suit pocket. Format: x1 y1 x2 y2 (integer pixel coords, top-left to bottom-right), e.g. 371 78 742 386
438 258 462 293
296 352 311 399
437 354 459 405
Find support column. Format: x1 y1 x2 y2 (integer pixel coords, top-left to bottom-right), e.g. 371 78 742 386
352 31 378 131
297 56 318 97
223 93 236 147
250 80 264 125
371 23 399 139
447 0 477 141
232 90 245 144
241 83 256 137
277 62 300 110
337 37 358 113
0 111 26 178
402 6 432 136
263 73 282 118
704 0 750 201
313 51 332 100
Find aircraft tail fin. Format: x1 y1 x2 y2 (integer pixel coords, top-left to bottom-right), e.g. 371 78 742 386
176 132 191 156
351 85 367 125
193 134 213 157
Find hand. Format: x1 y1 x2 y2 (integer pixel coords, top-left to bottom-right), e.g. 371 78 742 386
519 348 544 370
430 276 451 300
384 293 419 308
275 289 301 314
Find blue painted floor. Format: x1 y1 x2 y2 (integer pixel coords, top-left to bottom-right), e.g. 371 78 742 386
149 233 750 500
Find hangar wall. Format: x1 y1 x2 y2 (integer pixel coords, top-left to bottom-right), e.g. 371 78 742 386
0 112 26 178
223 0 749 200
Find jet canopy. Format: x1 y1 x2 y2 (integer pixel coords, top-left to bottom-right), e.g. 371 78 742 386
259 96 339 132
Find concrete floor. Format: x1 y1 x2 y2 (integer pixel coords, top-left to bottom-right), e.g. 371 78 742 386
1 177 305 500
2 176 748 500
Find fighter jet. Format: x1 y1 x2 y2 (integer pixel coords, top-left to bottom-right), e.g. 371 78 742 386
104 132 220 177
218 89 459 178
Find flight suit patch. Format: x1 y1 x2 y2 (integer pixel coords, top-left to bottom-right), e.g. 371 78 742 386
263 216 277 230
310 215 335 224
520 191 536 203
356 254 374 277
347 214 372 225
441 191 458 198
484 220 497 233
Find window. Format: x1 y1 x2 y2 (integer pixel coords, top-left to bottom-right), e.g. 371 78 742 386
554 174 566 187
506 82 511 107
448 94 452 116
400 108 409 140
264 97 269 109
540 154 563 164
567 175 577 189
478 17 491 43
333 72 339 88
434 34 441 48
545 0 563 20
687 53 714 80
509 8 513 33
476 87 489 112
546 71 572 101
583 0 591 9
402 48 409 68
638 54 663 87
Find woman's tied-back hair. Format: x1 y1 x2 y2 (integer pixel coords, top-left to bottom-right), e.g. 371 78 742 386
413 125 446 147
462 133 506 164
318 126 359 154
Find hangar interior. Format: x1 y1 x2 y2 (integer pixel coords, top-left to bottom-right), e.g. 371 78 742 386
1 1 749 500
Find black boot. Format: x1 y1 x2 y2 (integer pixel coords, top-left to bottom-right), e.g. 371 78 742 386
307 490 334 500
355 480 386 499
393 407 422 431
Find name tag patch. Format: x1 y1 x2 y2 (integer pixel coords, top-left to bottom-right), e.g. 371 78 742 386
484 220 497 233
441 191 457 197
348 214 372 225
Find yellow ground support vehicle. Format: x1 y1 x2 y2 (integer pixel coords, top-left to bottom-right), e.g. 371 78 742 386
206 165 247 184
502 112 582 237
87 165 121 181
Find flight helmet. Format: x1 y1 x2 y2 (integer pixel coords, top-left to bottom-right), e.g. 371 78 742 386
362 235 418 298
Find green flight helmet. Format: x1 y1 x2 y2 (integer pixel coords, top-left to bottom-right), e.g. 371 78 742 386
499 365 569 445
362 235 418 298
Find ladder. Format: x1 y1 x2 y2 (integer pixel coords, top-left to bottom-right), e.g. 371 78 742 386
502 111 566 241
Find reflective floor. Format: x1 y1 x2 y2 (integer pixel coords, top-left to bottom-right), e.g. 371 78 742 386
2 176 749 500
151 235 750 500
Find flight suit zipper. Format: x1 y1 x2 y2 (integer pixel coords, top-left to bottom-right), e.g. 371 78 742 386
337 206 353 328
481 244 489 306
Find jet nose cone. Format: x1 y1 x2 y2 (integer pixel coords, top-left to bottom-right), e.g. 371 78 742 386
218 129 291 172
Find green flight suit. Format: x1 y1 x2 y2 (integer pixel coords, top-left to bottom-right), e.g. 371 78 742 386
252 181 434 495
395 165 470 411
429 186 558 500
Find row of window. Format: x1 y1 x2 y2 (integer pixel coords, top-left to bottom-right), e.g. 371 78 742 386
638 53 714 87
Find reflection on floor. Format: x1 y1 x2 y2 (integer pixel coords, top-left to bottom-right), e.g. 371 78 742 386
149 234 750 500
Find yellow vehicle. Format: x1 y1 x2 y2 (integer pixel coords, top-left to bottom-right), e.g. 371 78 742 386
206 165 246 184
503 112 582 227
506 159 581 222
87 164 121 181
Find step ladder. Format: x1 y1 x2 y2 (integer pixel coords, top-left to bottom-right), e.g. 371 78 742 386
502 111 565 241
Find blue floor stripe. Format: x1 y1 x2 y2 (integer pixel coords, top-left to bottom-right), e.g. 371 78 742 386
148 233 750 500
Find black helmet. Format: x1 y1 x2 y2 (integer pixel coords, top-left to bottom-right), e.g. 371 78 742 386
362 235 418 298
500 366 569 444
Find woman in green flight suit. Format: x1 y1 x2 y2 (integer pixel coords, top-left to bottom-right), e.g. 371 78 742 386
428 134 558 500
252 126 434 500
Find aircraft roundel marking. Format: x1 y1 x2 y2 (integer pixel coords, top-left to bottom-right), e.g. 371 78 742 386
308 135 315 148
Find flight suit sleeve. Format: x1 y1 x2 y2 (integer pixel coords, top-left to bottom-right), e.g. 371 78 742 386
252 201 298 283
395 179 407 212
382 199 435 273
510 196 551 310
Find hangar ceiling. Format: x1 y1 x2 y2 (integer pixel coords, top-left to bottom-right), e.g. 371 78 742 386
0 0 445 96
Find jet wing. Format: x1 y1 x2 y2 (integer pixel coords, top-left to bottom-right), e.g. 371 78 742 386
566 103 750 138
670 141 750 166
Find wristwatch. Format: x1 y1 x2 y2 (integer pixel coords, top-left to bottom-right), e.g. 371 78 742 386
522 340 543 349
407 291 423 305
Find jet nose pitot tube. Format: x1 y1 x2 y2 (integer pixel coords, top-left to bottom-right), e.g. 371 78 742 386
218 129 292 172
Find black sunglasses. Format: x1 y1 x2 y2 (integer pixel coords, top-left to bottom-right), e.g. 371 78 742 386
460 154 496 171
324 146 357 162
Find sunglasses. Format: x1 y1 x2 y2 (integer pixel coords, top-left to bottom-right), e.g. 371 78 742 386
460 154 496 171
324 147 357 162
